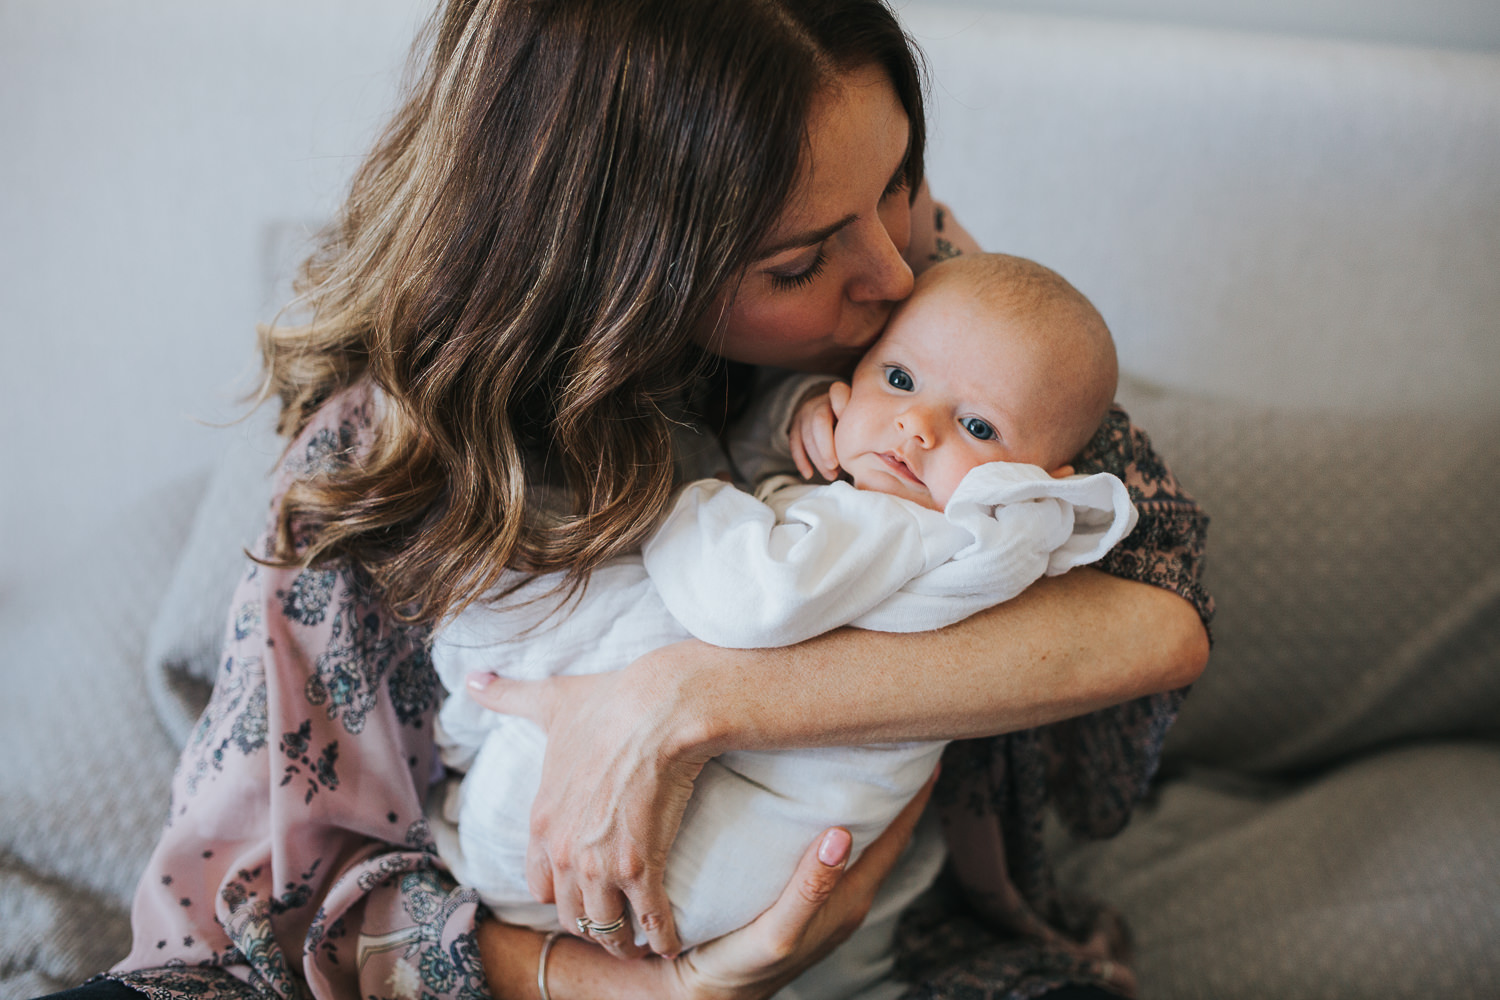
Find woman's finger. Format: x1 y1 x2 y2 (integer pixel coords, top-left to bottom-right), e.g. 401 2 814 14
551 869 586 942
756 826 851 953
624 875 682 958
525 843 557 904
464 671 553 724
578 884 642 959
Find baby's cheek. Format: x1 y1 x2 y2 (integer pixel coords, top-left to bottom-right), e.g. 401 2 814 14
830 418 857 466
931 459 980 508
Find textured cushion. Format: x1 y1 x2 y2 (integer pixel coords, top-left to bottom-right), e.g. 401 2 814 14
1117 376 1500 775
0 476 204 997
1055 742 1500 999
142 406 281 745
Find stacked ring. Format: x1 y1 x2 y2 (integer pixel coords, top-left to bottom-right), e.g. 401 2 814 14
575 914 628 936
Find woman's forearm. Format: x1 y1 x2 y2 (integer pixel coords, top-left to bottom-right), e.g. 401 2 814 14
661 568 1208 758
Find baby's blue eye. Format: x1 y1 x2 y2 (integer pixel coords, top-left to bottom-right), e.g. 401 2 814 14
885 367 913 391
962 417 996 441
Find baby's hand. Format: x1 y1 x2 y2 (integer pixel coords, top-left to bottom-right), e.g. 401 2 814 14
789 385 843 481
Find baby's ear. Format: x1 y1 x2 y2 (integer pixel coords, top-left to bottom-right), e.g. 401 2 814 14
828 380 852 419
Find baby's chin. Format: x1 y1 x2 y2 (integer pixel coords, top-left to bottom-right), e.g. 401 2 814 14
851 472 945 512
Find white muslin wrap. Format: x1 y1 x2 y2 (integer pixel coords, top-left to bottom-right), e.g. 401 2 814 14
429 462 1136 950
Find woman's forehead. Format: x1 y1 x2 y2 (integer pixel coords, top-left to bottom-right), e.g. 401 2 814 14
760 64 909 252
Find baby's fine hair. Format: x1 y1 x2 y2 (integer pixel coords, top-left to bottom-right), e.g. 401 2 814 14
938 253 1118 464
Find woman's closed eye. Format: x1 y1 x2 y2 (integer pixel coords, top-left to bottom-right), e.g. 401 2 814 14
769 249 829 291
961 417 996 441
884 366 913 391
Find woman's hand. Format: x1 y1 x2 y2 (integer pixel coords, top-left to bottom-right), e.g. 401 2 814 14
667 771 935 999
476 772 936 1000
466 650 715 958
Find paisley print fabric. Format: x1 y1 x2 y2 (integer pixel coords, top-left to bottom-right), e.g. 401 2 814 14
110 390 470 1000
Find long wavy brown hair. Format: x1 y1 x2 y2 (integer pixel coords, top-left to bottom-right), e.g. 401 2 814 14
257 0 927 625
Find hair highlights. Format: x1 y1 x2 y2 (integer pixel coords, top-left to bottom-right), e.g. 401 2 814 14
257 0 926 624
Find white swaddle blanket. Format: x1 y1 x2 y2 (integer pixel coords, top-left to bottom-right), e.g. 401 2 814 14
429 461 1137 949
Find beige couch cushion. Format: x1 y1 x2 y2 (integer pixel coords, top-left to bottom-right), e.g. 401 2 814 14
1057 741 1500 999
0 480 200 996
1118 376 1500 774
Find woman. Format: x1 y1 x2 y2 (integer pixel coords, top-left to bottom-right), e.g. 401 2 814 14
91 1 1210 999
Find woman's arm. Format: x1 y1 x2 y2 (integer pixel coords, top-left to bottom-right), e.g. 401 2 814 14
661 567 1205 751
474 568 1205 779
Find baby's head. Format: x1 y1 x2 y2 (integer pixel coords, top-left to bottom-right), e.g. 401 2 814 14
830 253 1117 511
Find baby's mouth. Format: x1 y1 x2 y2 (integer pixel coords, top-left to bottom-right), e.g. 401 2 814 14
877 451 923 486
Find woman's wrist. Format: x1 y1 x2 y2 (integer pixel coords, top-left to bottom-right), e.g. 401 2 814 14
646 638 850 755
626 639 738 760
478 918 677 1000
477 917 547 1000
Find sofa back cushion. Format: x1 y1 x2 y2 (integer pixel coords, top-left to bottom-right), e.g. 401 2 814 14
1118 377 1500 773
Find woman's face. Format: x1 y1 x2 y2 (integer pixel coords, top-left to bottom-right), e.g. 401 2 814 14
696 64 915 375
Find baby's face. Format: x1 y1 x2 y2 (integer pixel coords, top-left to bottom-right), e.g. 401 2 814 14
832 277 1062 511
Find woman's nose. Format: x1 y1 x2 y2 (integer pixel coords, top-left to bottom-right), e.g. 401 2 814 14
848 226 914 304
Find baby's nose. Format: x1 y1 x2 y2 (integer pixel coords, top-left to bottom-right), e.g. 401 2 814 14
895 407 935 446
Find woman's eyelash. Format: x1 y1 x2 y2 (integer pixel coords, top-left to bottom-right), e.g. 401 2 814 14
770 249 828 291
883 168 908 199
769 170 905 292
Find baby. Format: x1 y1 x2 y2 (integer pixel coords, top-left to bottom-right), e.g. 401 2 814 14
780 251 1118 510
429 253 1135 956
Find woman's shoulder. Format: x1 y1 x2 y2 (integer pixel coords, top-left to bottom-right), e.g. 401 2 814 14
276 383 380 479
1077 403 1215 628
267 382 381 502
1076 404 1192 503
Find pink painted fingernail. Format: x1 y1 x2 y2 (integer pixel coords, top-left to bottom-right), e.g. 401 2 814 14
818 829 851 867
465 671 497 691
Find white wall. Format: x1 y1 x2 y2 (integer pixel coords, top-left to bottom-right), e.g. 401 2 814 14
0 0 1492 597
908 0 1500 53
0 1 430 594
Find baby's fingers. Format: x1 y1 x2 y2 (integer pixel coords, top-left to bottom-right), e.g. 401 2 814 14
808 409 839 481
790 433 818 481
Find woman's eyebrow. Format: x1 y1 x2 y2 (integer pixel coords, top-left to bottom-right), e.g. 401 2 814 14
754 213 857 261
753 158 906 262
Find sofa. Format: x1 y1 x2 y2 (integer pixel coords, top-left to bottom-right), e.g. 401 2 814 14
3 6 1497 998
